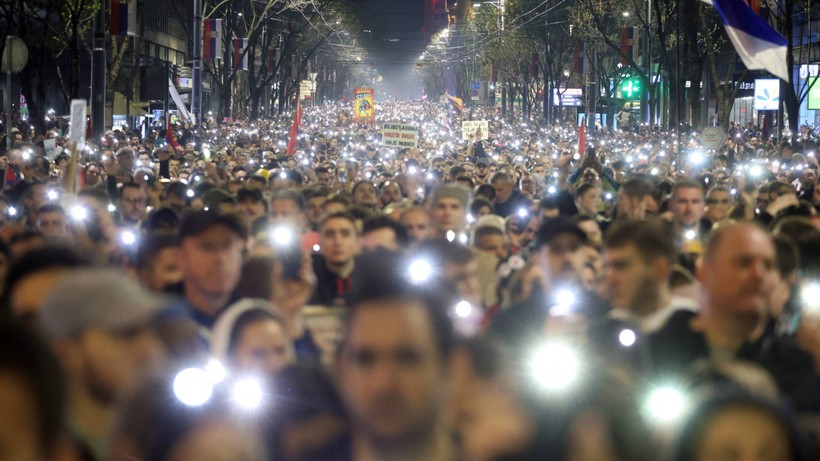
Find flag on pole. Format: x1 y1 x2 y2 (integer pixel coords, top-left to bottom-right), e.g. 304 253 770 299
578 116 586 155
166 118 180 151
444 91 464 112
109 0 138 36
203 19 223 61
701 0 788 81
286 101 302 156
233 38 249 71
620 26 638 66
168 79 191 122
574 42 586 75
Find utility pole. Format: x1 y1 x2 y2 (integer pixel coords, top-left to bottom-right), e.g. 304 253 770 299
192 0 203 122
91 0 107 139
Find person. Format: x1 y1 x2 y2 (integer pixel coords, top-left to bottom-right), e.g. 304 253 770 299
704 185 734 224
603 218 697 334
170 211 248 329
614 177 654 221
351 180 380 210
334 251 456 461
310 212 361 306
2 245 89 323
236 187 267 223
490 171 531 218
361 215 408 252
429 184 471 236
210 298 294 376
574 182 601 217
136 234 182 293
35 204 69 238
118 182 148 226
668 179 709 240
39 269 167 460
0 320 73 461
472 216 508 261
303 186 328 231
399 206 434 244
649 222 820 413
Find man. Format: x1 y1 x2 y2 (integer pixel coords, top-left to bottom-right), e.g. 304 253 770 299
380 180 404 207
471 216 508 261
39 269 167 460
236 187 267 223
0 321 72 461
119 182 148 225
400 206 434 245
475 158 491 184
429 184 471 236
361 216 408 252
490 171 531 218
136 234 182 292
172 211 248 328
603 219 696 333
311 212 362 306
315 166 332 186
271 189 307 229
614 177 654 221
574 183 601 217
36 204 69 238
336 251 455 461
704 185 734 224
351 180 381 210
668 179 708 238
649 222 820 412
304 186 328 231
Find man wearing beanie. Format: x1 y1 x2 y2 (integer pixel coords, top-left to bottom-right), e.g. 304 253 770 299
429 183 471 237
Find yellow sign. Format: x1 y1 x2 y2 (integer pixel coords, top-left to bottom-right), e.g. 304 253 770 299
353 88 375 123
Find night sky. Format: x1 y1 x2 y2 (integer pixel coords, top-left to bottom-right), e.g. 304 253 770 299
351 0 432 99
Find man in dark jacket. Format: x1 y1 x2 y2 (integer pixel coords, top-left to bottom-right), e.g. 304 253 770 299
648 222 820 413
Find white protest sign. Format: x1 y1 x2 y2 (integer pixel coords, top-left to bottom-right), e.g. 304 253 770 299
462 120 489 140
67 99 87 149
382 122 419 148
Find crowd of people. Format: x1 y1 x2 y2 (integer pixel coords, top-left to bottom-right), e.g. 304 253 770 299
1 99 820 461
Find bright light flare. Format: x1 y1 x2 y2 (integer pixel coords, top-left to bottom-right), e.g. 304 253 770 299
270 226 295 247
643 386 688 424
619 329 636 347
802 282 820 314
529 342 581 391
70 205 88 221
407 258 433 285
120 230 136 246
232 378 264 410
173 368 214 407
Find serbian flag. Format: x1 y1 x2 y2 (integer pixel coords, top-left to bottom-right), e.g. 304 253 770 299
574 43 586 75
701 0 788 81
203 19 223 61
286 101 302 156
233 38 249 71
166 118 180 151
578 116 586 155
620 26 637 66
445 91 463 112
109 0 138 36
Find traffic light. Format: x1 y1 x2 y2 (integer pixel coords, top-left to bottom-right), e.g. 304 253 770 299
620 78 643 100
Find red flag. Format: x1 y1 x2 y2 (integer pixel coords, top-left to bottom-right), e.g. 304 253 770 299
578 116 586 155
166 117 180 151
286 101 302 156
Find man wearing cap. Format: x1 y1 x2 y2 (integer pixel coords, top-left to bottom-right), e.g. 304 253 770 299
39 269 167 460
237 187 267 223
200 188 237 214
475 158 492 184
170 210 248 329
429 184 471 237
489 217 605 349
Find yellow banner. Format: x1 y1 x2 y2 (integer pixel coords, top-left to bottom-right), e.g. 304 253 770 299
353 88 375 123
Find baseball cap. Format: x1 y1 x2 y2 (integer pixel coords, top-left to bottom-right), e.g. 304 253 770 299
200 188 234 211
533 217 587 249
476 158 489 167
40 269 168 338
178 210 249 241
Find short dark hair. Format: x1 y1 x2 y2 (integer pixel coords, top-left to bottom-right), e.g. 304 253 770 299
36 204 65 216
575 182 598 200
620 177 653 199
320 211 358 233
3 245 89 316
474 225 505 241
604 218 676 263
271 189 306 212
671 179 704 201
0 320 67 455
345 251 455 359
362 216 409 247
119 181 143 199
136 234 180 272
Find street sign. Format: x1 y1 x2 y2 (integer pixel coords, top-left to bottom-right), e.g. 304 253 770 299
1 36 28 74
470 81 480 101
701 127 726 150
